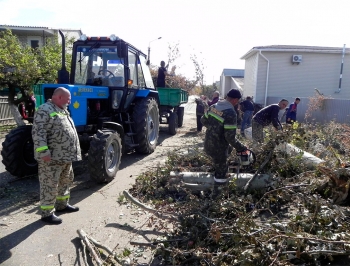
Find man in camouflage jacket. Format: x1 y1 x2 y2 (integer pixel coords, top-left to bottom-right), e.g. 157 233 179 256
32 87 81 224
201 89 247 189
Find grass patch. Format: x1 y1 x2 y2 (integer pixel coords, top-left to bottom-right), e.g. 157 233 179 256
0 124 16 139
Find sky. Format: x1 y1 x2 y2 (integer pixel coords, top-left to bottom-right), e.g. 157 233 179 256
1 0 350 84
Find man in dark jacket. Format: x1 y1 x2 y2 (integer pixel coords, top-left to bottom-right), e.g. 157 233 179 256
252 99 289 143
195 95 208 132
239 96 255 136
201 89 247 189
156 61 170 87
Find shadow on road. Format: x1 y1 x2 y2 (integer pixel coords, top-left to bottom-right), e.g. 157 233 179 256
0 173 40 217
0 127 198 217
106 222 166 242
70 237 95 266
0 220 42 264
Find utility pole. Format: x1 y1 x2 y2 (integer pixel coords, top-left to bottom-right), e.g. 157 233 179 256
336 44 346 93
146 37 162 66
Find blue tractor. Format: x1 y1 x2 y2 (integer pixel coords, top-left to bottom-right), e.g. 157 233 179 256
1 31 160 183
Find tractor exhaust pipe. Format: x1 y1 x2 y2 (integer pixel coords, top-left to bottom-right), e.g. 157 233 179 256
57 30 69 84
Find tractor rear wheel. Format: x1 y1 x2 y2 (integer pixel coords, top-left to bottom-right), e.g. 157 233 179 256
133 98 159 154
1 125 38 177
88 130 122 183
168 112 178 135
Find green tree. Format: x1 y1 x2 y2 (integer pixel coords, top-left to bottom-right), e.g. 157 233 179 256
0 29 73 125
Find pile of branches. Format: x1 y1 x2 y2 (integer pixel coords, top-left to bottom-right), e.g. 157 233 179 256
126 122 350 265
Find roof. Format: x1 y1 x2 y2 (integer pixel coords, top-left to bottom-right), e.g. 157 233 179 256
240 45 350 60
0 25 82 37
222 68 244 77
0 25 55 36
233 77 244 87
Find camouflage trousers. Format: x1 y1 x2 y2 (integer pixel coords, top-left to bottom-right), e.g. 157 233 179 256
252 119 264 143
213 159 228 181
206 148 230 182
38 161 74 218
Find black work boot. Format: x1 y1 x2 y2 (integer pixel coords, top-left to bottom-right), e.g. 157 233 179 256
41 214 62 224
56 204 79 213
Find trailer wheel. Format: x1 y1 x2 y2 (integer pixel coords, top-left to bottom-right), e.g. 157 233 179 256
88 130 122 183
168 112 178 135
133 98 159 154
177 106 185 127
1 125 38 177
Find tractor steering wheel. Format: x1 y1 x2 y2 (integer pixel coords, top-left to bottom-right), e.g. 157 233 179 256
98 69 115 78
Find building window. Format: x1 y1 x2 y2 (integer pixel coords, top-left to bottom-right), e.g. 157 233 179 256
31 40 39 49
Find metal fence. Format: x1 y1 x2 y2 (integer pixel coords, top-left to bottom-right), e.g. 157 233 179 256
0 97 15 125
266 96 350 124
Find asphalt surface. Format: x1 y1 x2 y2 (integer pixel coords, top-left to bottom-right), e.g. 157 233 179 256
0 97 199 266
0 151 4 174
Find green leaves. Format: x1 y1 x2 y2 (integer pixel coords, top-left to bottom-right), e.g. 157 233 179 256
0 29 74 91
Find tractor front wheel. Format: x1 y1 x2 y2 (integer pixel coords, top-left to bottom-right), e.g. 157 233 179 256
1 125 38 177
88 130 122 183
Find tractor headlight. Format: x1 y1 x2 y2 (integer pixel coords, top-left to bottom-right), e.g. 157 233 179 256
79 34 88 41
109 34 119 41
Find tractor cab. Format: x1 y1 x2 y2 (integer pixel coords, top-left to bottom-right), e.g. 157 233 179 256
70 35 156 111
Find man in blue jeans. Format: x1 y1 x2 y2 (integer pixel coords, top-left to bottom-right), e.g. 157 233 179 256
239 96 254 137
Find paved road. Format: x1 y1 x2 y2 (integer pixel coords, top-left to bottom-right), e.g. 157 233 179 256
0 101 201 266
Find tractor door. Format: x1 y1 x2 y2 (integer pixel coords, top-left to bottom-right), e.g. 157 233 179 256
127 50 155 90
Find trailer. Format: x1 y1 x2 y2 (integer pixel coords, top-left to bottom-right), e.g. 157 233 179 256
158 87 188 135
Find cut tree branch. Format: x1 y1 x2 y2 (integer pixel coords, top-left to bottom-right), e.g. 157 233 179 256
123 190 179 221
77 229 103 266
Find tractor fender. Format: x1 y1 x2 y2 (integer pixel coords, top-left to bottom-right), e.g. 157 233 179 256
135 90 160 106
102 121 125 147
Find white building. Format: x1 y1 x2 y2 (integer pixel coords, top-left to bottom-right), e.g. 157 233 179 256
0 25 82 48
219 69 244 97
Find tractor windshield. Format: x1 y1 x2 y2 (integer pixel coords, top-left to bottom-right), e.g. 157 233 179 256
74 46 125 86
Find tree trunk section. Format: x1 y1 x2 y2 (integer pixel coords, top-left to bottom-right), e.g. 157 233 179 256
9 103 26 126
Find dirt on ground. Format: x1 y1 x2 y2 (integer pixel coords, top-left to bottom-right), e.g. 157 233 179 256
0 101 201 266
